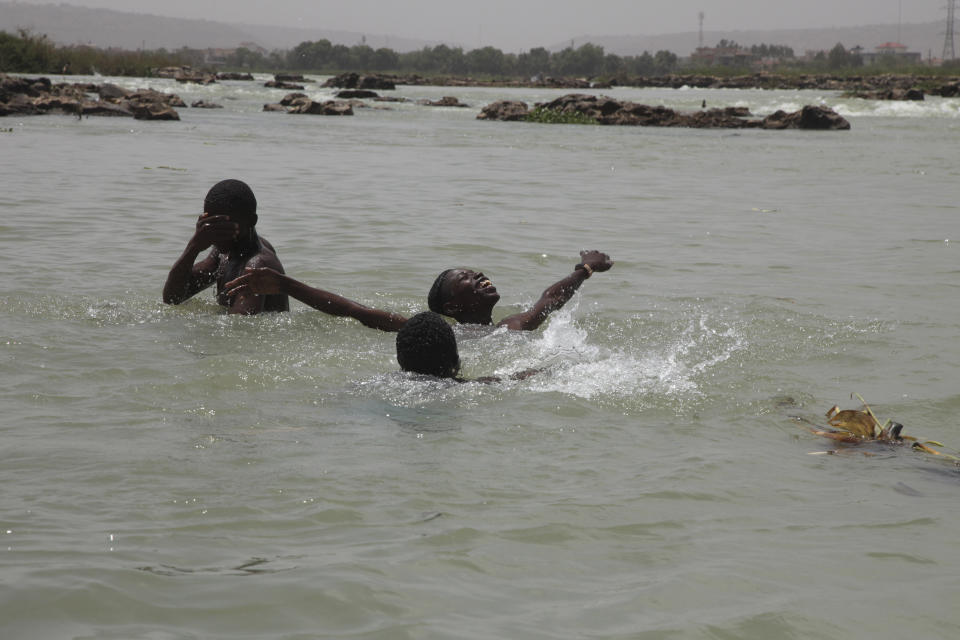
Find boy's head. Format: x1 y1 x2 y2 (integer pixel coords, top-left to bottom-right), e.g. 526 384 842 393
427 268 499 318
204 179 258 226
396 311 461 378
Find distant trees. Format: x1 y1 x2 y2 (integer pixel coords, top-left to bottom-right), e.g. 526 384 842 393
0 28 189 75
281 38 679 77
0 29 57 72
827 42 863 69
750 43 794 59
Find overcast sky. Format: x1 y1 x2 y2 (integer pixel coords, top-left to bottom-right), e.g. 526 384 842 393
9 1 948 50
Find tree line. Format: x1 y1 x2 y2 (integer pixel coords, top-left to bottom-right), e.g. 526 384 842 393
2 29 955 78
277 41 680 77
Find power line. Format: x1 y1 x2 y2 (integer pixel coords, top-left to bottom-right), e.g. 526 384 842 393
945 0 957 60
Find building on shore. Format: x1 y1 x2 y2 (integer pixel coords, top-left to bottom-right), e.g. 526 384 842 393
688 46 757 68
852 42 923 65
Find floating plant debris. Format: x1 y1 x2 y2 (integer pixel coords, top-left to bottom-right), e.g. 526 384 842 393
798 394 958 461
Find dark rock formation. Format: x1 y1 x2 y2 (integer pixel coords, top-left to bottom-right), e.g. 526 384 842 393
478 93 850 130
0 75 183 120
176 73 217 85
845 88 924 100
97 83 128 101
322 72 397 90
216 72 254 81
289 99 353 115
761 105 851 130
154 66 193 78
191 100 223 109
477 100 530 121
337 89 380 99
936 81 960 97
263 92 354 115
265 80 305 90
128 101 180 120
82 101 133 117
279 92 308 106
125 88 185 108
418 96 470 107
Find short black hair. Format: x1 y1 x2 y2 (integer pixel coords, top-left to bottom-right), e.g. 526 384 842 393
396 311 460 378
204 179 257 222
427 269 453 314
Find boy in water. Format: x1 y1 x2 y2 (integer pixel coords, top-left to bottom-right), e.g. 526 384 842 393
426 250 612 330
223 250 612 330
163 179 289 315
396 311 537 382
396 311 462 378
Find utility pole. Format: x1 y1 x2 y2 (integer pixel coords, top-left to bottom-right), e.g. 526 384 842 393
944 0 957 61
897 0 902 44
698 11 704 49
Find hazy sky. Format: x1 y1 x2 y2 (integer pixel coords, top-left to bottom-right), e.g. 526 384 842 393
10 1 947 50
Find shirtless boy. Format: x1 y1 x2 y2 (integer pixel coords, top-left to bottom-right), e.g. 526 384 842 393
163 179 288 315
223 250 612 330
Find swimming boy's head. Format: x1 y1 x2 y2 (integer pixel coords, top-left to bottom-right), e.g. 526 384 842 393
396 311 461 378
427 268 500 320
204 179 258 226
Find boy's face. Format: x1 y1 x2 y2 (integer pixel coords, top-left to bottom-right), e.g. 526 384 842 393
440 269 500 314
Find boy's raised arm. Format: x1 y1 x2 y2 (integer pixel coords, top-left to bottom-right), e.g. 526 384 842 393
497 250 613 331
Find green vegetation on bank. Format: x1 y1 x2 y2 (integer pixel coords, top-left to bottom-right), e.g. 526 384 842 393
0 29 191 76
524 106 598 125
2 29 958 80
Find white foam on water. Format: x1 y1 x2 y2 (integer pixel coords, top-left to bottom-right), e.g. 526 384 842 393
522 308 747 402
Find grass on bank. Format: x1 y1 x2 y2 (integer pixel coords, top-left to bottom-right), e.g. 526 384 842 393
524 106 598 125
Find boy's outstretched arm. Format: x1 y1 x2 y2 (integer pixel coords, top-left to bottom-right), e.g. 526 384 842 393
497 250 613 331
224 267 408 331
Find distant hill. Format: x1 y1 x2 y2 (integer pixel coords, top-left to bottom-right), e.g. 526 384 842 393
566 22 948 59
0 2 436 52
0 1 950 60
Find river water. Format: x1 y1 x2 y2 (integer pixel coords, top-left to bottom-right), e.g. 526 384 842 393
2 74 959 639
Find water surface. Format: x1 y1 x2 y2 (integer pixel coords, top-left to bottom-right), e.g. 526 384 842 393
2 74 959 639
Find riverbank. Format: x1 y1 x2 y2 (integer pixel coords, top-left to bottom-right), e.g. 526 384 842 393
324 71 960 96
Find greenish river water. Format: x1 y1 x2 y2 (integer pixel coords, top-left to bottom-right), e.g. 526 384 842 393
1 75 959 639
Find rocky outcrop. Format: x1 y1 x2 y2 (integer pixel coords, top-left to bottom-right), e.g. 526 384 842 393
935 81 960 97
417 96 470 107
275 74 310 83
262 92 354 115
128 100 180 120
761 105 851 130
0 75 183 120
351 72 960 96
478 93 850 130
265 80 305 90
154 66 193 79
176 74 217 85
844 87 924 101
477 100 530 121
322 72 397 90
290 99 353 115
124 88 185 108
216 72 254 81
337 89 380 99
191 100 223 109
